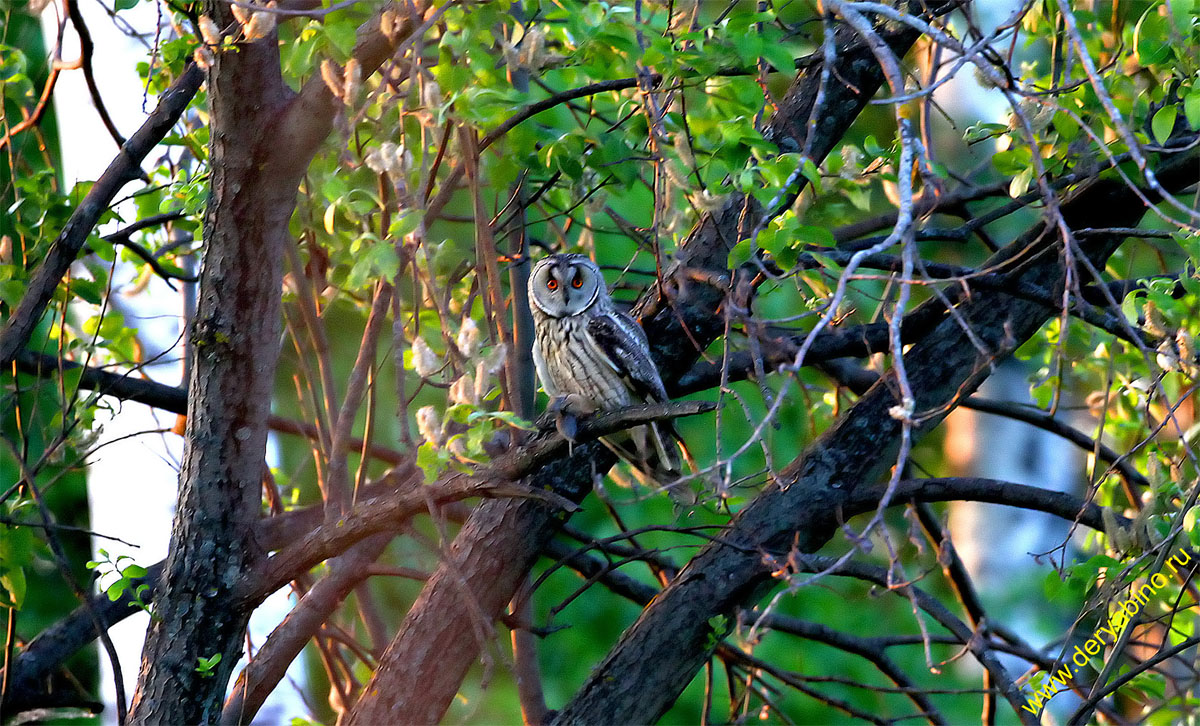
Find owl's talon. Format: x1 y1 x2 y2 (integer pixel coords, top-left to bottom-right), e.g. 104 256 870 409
555 410 579 444
548 393 596 417
549 395 592 444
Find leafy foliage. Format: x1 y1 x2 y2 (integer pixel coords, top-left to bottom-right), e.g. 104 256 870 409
3 0 1200 723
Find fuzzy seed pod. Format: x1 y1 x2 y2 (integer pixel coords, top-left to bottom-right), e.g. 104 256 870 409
1157 339 1180 373
694 189 726 213
320 59 344 100
673 134 695 169
198 15 222 46
411 336 440 378
1101 506 1121 549
1144 301 1169 337
394 145 412 179
364 148 387 176
1177 329 1195 370
518 28 545 68
840 145 863 180
474 360 491 402
193 46 215 70
457 318 481 359
242 10 276 41
231 2 253 26
421 79 441 110
482 343 507 376
380 10 397 39
449 373 478 406
663 159 690 189
446 435 468 460
342 58 361 103
416 406 442 448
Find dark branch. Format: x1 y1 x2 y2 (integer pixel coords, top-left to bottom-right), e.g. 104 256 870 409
552 125 1200 726
489 400 716 479
0 64 204 370
348 1 970 722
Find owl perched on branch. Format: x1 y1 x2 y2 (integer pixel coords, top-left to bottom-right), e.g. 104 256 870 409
528 253 692 499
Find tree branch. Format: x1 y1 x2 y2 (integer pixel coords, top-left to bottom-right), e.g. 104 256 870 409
12 350 407 464
220 535 392 725
64 0 126 149
0 64 204 370
488 400 716 479
347 2 964 722
551 140 1200 726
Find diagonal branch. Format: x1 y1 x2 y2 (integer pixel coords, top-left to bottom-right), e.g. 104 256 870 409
65 0 126 149
551 142 1200 725
0 64 204 370
346 3 971 721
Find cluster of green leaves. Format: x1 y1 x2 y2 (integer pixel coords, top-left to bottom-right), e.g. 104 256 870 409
85 548 153 614
8 0 1200 720
0 502 37 609
983 0 1200 529
195 652 222 678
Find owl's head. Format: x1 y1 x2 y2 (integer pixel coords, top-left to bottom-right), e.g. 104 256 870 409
528 253 606 318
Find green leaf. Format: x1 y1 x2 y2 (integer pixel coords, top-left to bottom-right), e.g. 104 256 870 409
799 158 822 193
1170 0 1196 32
1043 569 1064 599
0 565 26 609
964 122 1008 145
196 653 222 675
1052 112 1080 142
485 411 537 430
732 33 764 65
1009 167 1034 198
1184 91 1200 130
1031 379 1053 408
1134 9 1171 66
0 280 25 308
107 580 129 601
389 210 424 238
762 43 795 75
863 135 886 159
992 148 1032 176
1151 106 1177 145
727 240 752 268
114 0 138 10
416 442 443 483
345 241 400 290
72 279 105 305
793 225 835 249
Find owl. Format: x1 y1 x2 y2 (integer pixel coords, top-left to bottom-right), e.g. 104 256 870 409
528 253 687 493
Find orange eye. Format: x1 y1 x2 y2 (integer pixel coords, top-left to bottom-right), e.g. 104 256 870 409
571 275 583 288
546 279 558 291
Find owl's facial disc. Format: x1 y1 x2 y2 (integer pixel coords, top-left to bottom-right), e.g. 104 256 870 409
560 259 600 315
529 255 602 317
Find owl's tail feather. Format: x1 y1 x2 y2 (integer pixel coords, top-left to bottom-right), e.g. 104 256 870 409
666 421 698 473
601 422 695 504
656 421 700 507
648 421 679 474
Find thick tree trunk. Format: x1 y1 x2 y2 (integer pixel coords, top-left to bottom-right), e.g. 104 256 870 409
127 16 295 724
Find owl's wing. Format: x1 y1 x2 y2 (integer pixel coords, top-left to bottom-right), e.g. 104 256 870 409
587 312 670 403
530 338 559 397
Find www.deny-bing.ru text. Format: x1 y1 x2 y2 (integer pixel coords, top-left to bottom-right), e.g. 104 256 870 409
1022 546 1194 716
